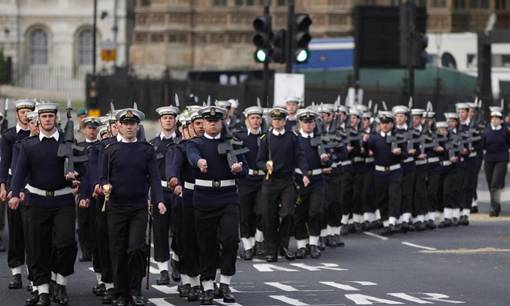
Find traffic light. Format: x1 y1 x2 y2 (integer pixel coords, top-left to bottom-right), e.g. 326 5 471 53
272 29 287 63
253 16 272 63
291 13 312 64
414 33 428 68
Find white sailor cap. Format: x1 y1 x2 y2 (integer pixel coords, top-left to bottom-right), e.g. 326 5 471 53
187 105 203 113
15 99 36 110
156 106 180 117
362 112 372 119
116 108 145 123
490 111 503 118
455 102 470 111
424 111 435 118
199 106 227 121
317 104 335 114
215 100 232 109
336 105 349 113
243 106 264 117
349 108 362 117
36 102 58 114
444 112 459 120
392 105 409 115
353 104 368 113
98 125 109 136
284 96 303 104
467 102 477 109
435 121 448 129
176 113 190 126
297 109 319 121
489 106 504 118
82 117 101 128
227 99 239 109
189 111 202 122
410 108 425 116
26 111 38 123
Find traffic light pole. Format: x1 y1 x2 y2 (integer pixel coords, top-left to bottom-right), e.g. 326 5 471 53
406 1 415 104
263 2 270 107
286 0 295 73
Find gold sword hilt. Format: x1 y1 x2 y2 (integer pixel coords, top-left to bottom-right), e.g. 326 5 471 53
101 184 112 212
265 160 274 181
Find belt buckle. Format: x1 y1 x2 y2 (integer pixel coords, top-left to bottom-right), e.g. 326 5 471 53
212 180 221 188
46 190 55 197
253 170 259 176
385 166 390 171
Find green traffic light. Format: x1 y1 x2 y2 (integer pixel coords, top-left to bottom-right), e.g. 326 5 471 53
255 49 268 63
295 49 309 63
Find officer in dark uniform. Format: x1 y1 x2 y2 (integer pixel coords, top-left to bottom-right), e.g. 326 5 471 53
482 108 510 217
100 108 166 306
468 102 484 213
186 106 248 305
410 109 428 231
361 111 378 228
0 99 35 289
166 110 203 301
363 111 406 236
149 105 180 285
9 102 78 306
234 106 266 260
294 109 329 259
76 117 101 262
257 107 309 262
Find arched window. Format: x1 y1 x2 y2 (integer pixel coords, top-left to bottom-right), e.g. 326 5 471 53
29 29 48 65
78 29 93 66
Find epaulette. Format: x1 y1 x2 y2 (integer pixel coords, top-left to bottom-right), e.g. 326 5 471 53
260 134 266 140
292 130 299 136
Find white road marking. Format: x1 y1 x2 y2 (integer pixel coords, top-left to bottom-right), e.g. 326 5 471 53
421 293 465 304
252 258 264 262
269 295 309 305
265 282 299 291
349 281 377 286
252 264 298 272
87 267 94 272
363 231 389 241
420 247 510 254
289 263 348 271
401 242 437 251
387 293 434 304
148 298 175 306
320 281 360 291
345 294 404 305
151 285 178 295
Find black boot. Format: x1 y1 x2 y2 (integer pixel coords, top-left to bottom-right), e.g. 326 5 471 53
265 252 277 262
279 247 296 261
439 218 452 228
131 295 146 306
178 284 190 298
187 286 200 302
35 293 50 306
8 273 22 289
309 245 321 259
156 270 170 285
318 237 326 251
255 242 265 258
380 226 393 236
113 296 129 306
170 259 180 282
213 282 222 299
219 283 236 303
335 235 345 247
295 247 307 259
459 215 469 226
27 283 33 292
243 247 254 260
470 206 478 213
26 290 39 306
415 221 426 232
55 284 69 306
325 235 337 248
353 222 363 233
94 283 106 296
200 289 214 305
102 288 115 304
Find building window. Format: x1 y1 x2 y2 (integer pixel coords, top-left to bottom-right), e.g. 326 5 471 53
29 29 48 65
415 0 427 6
141 0 151 6
496 0 506 9
78 29 93 66
469 0 488 8
235 0 255 5
431 0 446 7
277 0 286 5
213 0 227 6
454 0 466 8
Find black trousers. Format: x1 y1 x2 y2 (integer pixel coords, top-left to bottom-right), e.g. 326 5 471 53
463 159 479 211
170 194 182 261
427 171 443 213
261 177 297 254
295 183 324 240
413 168 429 217
0 199 5 233
180 190 200 277
77 197 96 256
153 191 173 263
472 156 483 202
484 160 508 213
362 168 376 214
340 171 363 219
194 203 239 281
108 205 148 298
26 205 77 286
7 203 26 269
324 175 341 227
400 168 415 216
374 174 402 223
96 196 112 283
238 179 263 240
443 167 460 210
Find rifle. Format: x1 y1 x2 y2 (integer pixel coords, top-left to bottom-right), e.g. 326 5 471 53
217 125 250 167
386 133 408 151
406 129 425 152
310 133 344 156
445 133 462 159
1 98 8 133
57 98 87 174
